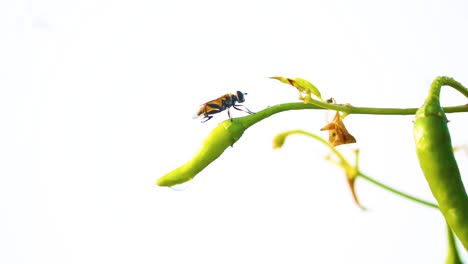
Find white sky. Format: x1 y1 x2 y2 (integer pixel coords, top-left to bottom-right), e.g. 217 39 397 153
1 0 468 263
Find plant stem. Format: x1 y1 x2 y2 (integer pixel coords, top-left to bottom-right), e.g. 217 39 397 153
446 223 463 264
358 172 439 209
239 102 468 129
276 130 439 210
345 105 467 115
436 76 468 98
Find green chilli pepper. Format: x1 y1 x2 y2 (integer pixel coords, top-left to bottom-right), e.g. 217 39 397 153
157 119 246 187
413 76 468 250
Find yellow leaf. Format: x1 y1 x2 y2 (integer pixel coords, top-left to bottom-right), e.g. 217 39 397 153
269 76 293 86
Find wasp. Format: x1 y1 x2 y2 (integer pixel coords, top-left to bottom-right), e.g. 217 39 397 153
193 91 255 122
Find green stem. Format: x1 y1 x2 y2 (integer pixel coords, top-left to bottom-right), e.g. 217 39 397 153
358 172 439 209
278 130 439 209
346 105 467 115
435 76 468 98
239 103 468 128
446 223 463 264
278 130 347 161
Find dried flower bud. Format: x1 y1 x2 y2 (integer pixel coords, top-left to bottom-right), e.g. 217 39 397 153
320 111 356 147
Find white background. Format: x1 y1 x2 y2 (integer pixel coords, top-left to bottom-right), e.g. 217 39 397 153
1 0 468 263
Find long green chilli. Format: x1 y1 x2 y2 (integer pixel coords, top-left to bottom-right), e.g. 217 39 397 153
413 76 468 250
157 119 247 187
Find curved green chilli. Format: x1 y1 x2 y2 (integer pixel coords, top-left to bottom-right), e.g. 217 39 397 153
157 119 246 187
413 77 468 250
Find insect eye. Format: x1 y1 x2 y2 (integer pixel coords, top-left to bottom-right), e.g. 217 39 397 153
236 91 245 102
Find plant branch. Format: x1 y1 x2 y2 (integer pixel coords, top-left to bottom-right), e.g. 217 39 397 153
446 223 463 264
275 130 439 210
240 102 468 128
358 172 439 209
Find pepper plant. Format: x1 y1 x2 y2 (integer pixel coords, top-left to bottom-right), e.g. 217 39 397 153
157 76 468 262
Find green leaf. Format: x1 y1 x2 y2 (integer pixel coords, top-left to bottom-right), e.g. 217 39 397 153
293 77 323 101
270 76 323 102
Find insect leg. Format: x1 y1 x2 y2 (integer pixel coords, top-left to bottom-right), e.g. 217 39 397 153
233 104 255 114
201 115 213 123
227 107 232 120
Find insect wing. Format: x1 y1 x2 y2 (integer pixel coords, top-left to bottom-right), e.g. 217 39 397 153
192 97 225 120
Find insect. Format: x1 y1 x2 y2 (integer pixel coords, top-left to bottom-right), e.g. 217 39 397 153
193 91 255 122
